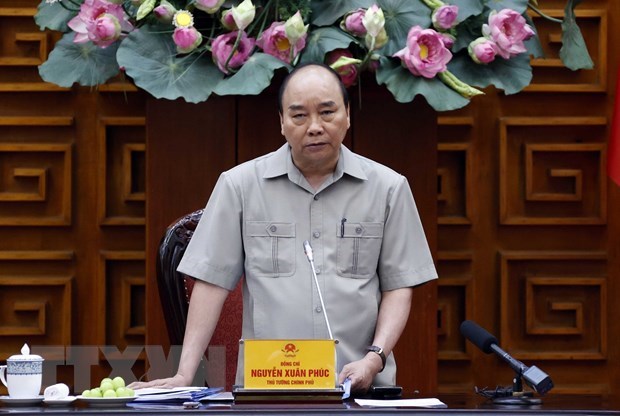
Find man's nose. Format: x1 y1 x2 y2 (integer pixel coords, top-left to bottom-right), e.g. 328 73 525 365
308 115 324 135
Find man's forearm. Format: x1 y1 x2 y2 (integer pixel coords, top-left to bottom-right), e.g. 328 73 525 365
176 280 230 384
367 287 413 368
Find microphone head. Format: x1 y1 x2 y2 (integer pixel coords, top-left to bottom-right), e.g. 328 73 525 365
302 240 313 262
460 320 498 354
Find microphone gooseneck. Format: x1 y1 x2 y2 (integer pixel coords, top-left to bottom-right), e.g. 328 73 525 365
303 240 333 340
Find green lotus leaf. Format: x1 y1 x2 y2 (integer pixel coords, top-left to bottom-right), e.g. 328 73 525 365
449 0 484 22
524 13 544 59
117 27 223 103
310 0 374 26
35 0 82 32
39 33 119 87
448 52 532 95
300 27 357 64
377 57 470 111
215 53 289 96
559 0 593 70
378 0 430 56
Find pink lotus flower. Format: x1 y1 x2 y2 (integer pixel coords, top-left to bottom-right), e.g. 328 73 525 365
173 27 202 54
482 9 535 59
211 31 255 74
257 21 306 64
326 49 359 87
340 8 367 37
153 0 176 24
393 26 452 78
68 0 133 47
468 37 498 64
220 9 237 30
432 5 459 31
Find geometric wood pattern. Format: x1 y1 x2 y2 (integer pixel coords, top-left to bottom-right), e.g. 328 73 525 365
437 251 472 361
526 9 607 92
500 250 607 360
500 117 607 225
437 143 472 224
97 117 146 226
0 143 72 226
0 270 72 358
0 7 66 92
99 251 146 348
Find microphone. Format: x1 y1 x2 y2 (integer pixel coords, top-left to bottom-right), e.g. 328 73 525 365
303 240 333 340
460 320 553 395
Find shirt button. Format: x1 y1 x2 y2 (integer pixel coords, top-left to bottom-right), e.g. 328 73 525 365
314 195 319 200
315 267 321 274
315 306 322 313
270 225 277 232
313 231 320 238
355 227 363 234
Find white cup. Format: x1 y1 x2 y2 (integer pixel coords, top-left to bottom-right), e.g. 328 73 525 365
0 350 44 398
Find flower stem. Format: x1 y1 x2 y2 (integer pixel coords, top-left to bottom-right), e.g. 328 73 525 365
419 0 444 10
438 70 484 98
527 2 563 24
224 30 243 74
57 1 80 12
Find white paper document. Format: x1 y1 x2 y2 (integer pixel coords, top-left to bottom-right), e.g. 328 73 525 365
355 398 447 408
134 387 222 402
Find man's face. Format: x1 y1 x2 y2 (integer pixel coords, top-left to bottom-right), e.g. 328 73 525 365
280 67 350 172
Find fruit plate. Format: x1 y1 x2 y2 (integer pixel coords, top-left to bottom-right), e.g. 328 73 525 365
77 396 136 407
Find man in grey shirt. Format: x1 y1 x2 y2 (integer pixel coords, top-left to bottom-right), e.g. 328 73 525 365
131 63 437 394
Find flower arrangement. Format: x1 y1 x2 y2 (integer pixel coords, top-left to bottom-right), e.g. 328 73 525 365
35 0 593 111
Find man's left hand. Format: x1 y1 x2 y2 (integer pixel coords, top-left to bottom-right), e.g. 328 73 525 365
338 352 383 394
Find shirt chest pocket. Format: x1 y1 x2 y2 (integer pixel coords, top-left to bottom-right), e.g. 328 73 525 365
245 221 296 277
336 222 384 278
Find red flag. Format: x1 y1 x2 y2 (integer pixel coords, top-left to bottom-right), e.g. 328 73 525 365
609 68 620 186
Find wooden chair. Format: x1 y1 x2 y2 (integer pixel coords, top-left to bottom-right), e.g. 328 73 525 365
156 209 242 391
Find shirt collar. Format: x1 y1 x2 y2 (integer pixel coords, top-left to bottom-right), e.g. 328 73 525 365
262 143 368 181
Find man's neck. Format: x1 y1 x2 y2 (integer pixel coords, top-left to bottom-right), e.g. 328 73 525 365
294 158 339 191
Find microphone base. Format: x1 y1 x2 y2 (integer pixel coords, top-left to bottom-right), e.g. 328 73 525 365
492 395 541 406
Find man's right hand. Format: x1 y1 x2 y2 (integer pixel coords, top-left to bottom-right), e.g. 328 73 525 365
127 373 190 390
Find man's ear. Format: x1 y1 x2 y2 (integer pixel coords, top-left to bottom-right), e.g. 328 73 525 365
346 104 351 129
279 112 284 135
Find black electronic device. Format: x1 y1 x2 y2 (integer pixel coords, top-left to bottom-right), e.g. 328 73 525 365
460 320 553 404
368 386 402 400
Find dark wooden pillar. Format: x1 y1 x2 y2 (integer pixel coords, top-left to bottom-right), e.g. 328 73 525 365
145 85 437 395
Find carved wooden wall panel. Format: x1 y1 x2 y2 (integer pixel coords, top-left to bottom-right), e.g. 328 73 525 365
0 1 147 392
437 0 620 400
1 0 619 400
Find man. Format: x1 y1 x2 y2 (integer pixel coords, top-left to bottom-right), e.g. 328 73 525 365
131 63 437 394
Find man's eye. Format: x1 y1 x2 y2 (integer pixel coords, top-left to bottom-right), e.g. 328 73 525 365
292 114 306 119
321 110 335 116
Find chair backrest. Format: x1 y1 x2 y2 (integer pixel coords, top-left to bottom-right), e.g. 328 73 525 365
156 209 242 391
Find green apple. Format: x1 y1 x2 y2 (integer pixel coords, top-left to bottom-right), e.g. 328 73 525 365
112 376 125 390
103 389 117 398
115 387 130 397
89 388 102 397
126 388 135 397
81 390 92 397
100 378 112 387
100 381 114 393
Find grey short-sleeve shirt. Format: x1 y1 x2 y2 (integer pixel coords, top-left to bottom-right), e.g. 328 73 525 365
178 143 438 386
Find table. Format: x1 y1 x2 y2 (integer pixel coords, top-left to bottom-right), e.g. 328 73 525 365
1 394 619 415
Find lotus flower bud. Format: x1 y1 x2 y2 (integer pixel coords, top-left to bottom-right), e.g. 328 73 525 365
284 11 308 45
231 0 255 31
